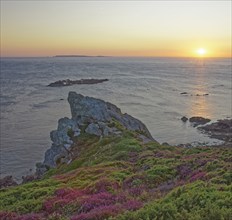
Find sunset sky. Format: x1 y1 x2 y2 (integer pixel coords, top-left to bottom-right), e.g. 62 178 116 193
1 1 231 57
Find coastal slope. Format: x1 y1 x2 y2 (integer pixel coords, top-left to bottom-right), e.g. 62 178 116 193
0 92 231 220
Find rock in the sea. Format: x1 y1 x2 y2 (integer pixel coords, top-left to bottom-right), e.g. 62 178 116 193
48 79 108 87
198 119 232 145
189 116 211 127
39 92 154 174
0 176 18 189
181 116 188 122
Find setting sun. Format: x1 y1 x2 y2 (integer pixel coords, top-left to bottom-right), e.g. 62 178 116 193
197 48 206 56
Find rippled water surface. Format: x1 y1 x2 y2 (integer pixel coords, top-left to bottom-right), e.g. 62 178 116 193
0 57 231 180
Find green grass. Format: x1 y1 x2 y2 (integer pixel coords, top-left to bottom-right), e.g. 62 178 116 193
0 178 60 214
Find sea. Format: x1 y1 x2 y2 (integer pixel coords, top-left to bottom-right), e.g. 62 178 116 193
0 57 231 181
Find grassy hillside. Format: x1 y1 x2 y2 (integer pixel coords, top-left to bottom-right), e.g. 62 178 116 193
0 126 231 220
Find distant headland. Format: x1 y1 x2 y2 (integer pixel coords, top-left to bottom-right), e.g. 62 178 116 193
54 55 108 58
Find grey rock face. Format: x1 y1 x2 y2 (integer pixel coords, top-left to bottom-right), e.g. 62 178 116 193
42 117 80 168
85 123 102 136
85 122 122 137
50 117 79 146
39 92 154 174
68 92 153 139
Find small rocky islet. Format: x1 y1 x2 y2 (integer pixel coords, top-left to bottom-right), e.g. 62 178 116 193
181 116 211 126
47 78 108 87
0 92 231 220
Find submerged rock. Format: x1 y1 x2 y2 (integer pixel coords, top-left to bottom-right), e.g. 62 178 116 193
38 92 154 174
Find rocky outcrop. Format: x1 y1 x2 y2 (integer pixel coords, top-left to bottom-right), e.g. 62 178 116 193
68 92 153 138
0 176 18 189
181 116 188 122
47 79 108 87
41 117 80 169
198 119 232 145
37 92 154 174
180 92 209 96
189 116 211 127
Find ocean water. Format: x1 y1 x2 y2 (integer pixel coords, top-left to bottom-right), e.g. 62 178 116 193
0 57 231 180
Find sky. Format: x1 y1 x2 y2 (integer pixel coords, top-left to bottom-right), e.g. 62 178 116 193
1 0 231 57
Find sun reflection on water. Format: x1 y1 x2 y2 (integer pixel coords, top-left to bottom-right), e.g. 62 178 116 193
188 59 212 118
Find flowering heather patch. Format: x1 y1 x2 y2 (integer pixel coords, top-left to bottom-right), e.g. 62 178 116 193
127 186 144 197
71 199 143 220
0 211 18 220
92 178 120 193
122 200 143 211
43 188 85 213
71 205 121 220
80 192 117 212
0 212 44 220
176 163 193 179
189 170 207 182
42 186 142 218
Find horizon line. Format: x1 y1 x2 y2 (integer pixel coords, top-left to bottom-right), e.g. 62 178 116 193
0 55 231 59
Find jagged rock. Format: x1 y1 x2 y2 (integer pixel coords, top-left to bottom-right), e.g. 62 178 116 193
68 92 153 139
198 119 232 144
50 117 79 146
0 176 18 189
162 142 170 146
138 134 153 144
43 143 71 168
85 123 102 136
189 116 211 127
36 163 49 177
98 122 121 136
181 116 188 122
40 92 154 174
42 117 80 168
22 174 39 184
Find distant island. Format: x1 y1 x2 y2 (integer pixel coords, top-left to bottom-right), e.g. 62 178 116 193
54 55 108 58
47 78 109 87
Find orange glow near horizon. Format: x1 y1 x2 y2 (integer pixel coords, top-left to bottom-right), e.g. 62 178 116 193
1 1 231 57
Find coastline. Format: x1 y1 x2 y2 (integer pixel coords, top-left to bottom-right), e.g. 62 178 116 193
1 93 231 186
0 92 231 219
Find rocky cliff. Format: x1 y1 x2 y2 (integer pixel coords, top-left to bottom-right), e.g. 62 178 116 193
37 92 154 174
